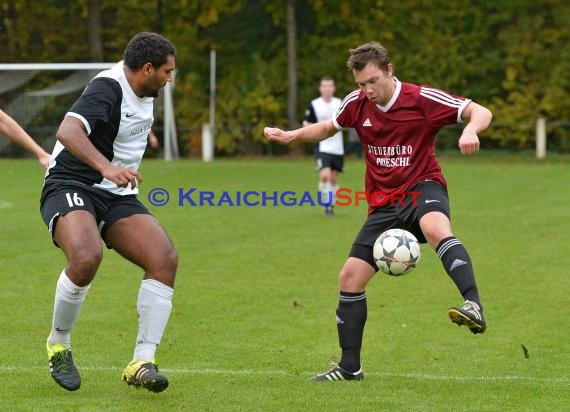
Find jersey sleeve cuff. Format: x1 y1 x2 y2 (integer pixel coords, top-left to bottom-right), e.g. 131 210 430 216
66 112 92 135
332 117 344 131
457 99 472 123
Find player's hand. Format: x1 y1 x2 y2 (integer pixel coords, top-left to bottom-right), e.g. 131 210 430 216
102 165 143 189
147 131 159 149
264 127 293 144
458 130 480 155
38 151 51 169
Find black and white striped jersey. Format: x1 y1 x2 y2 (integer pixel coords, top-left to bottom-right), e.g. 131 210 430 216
45 62 153 196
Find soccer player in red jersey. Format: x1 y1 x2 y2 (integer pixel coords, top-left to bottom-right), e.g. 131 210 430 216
264 42 492 381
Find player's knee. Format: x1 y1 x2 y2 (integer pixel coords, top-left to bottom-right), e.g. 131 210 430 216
68 247 102 282
338 266 350 285
320 169 331 180
423 228 452 250
149 246 178 277
146 247 177 287
163 247 178 274
420 213 452 249
338 256 375 291
338 264 361 291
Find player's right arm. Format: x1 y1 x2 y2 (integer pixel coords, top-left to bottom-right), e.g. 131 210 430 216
264 120 337 144
56 77 142 189
56 116 141 189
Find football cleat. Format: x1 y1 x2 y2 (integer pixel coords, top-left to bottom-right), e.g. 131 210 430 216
324 206 335 216
47 341 81 391
122 359 169 393
310 365 364 381
448 300 486 334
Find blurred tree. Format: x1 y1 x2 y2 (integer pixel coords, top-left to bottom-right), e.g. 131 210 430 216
87 0 103 62
286 0 298 130
1 0 569 154
489 0 570 149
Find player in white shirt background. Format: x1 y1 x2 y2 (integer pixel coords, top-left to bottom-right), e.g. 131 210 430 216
303 76 344 216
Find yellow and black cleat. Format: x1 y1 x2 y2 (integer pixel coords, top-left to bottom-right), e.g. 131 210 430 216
47 341 81 391
122 359 169 393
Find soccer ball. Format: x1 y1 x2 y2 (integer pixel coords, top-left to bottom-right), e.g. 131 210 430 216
373 229 421 276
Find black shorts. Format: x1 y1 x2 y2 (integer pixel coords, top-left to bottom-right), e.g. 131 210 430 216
40 180 151 247
349 180 451 271
316 151 344 172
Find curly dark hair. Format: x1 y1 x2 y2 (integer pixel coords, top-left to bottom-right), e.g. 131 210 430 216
123 32 176 70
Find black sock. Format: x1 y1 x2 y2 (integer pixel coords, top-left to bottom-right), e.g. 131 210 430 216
436 236 481 308
337 291 367 373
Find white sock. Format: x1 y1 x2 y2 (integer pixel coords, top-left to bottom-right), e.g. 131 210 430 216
133 279 174 362
331 184 339 205
319 181 333 206
47 270 91 348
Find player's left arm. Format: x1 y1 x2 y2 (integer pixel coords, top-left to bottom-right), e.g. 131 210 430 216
458 102 493 155
147 130 159 149
0 109 51 168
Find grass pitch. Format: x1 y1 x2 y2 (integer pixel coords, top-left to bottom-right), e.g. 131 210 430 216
0 153 569 411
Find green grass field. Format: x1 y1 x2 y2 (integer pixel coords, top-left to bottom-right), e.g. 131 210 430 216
1 154 569 411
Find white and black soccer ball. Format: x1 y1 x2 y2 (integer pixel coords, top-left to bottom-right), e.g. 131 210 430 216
373 228 421 276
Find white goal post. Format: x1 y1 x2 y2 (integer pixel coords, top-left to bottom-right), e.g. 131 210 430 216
0 63 178 161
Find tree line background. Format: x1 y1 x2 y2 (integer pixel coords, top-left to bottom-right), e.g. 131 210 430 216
1 0 569 156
